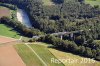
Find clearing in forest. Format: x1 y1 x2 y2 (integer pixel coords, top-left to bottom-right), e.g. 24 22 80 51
0 7 10 18
42 0 54 5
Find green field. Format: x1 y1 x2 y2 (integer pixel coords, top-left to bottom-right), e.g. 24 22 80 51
49 48 100 66
14 43 64 66
85 0 100 7
29 44 64 66
42 0 54 5
14 44 44 66
14 42 100 66
0 24 20 38
10 9 17 20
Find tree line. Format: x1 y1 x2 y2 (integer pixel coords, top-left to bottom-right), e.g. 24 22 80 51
37 35 100 61
0 17 43 37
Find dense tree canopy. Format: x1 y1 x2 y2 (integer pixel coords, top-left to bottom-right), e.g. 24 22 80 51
0 0 100 61
0 0 100 34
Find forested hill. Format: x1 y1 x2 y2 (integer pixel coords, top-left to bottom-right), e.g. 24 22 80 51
0 0 100 39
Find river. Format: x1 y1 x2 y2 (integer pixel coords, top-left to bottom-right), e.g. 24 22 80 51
17 9 32 28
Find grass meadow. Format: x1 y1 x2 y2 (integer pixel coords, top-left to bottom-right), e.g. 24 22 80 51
14 43 64 66
0 24 20 39
49 48 100 66
15 42 100 66
14 44 44 66
85 0 100 7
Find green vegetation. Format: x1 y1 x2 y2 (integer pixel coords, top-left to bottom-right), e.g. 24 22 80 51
14 44 64 66
49 48 100 66
0 17 43 37
1 0 100 40
0 5 21 39
29 44 64 66
10 9 17 20
38 35 100 61
85 0 100 7
1 0 100 34
0 6 17 20
0 24 20 38
0 0 100 62
15 42 100 66
0 2 17 19
42 0 54 5
14 44 44 66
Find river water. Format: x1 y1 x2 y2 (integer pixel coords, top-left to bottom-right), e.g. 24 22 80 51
17 9 32 28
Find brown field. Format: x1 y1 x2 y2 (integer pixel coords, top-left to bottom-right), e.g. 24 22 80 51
0 36 17 44
0 45 26 66
0 35 25 66
0 7 10 18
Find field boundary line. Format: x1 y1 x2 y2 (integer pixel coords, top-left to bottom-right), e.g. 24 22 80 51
0 40 21 46
25 43 47 66
48 49 65 66
19 36 22 40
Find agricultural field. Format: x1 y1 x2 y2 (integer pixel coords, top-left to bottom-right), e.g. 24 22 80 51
0 7 10 18
0 36 17 45
29 44 64 66
14 42 100 66
0 24 20 39
0 6 19 38
85 0 100 7
0 45 25 66
14 44 44 66
0 6 17 20
49 48 100 66
14 43 64 66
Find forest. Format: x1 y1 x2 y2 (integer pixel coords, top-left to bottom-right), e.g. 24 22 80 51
0 0 100 39
0 0 100 61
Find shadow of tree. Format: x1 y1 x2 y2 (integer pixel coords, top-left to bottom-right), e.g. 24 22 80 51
51 0 64 4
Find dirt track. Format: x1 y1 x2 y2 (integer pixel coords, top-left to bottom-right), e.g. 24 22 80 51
0 36 17 44
0 45 26 66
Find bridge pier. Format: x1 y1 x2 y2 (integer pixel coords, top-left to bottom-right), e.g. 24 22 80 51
60 33 74 40
60 35 63 40
70 33 74 40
